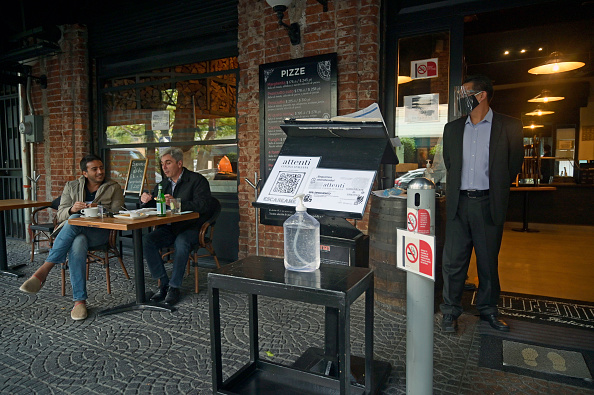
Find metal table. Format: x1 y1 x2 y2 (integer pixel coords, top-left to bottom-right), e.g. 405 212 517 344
209 255 386 395
68 211 199 315
510 186 556 232
0 199 51 277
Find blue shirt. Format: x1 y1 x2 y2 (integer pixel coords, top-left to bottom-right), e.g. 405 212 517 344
461 108 492 190
170 169 184 194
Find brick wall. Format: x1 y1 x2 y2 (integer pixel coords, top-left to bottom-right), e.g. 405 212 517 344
237 0 381 258
30 25 91 201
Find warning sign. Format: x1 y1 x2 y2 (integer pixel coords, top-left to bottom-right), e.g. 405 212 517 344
407 208 431 235
396 229 435 281
411 58 438 80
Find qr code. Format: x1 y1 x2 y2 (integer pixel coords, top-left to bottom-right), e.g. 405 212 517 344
272 172 304 196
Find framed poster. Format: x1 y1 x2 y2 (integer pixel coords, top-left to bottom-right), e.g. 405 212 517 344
259 53 338 225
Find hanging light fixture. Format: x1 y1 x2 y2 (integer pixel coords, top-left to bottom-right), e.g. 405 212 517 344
523 123 544 129
266 0 300 45
525 106 554 116
527 89 564 103
528 51 585 75
397 76 412 84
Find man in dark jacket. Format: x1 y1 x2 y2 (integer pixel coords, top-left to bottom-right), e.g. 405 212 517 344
440 75 524 333
140 147 212 305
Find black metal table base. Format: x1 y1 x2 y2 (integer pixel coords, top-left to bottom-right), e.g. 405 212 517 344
0 268 24 278
0 215 25 278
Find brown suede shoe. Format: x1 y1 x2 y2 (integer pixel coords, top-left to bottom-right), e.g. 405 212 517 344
19 275 44 294
71 302 88 321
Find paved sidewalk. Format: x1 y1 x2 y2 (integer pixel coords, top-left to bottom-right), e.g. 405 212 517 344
0 239 590 394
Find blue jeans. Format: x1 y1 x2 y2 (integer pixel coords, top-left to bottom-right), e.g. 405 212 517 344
143 226 199 289
45 214 109 301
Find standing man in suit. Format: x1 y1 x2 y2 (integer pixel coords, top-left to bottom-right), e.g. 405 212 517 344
140 147 212 306
440 75 524 333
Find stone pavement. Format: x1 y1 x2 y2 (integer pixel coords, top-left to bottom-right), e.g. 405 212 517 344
0 239 590 394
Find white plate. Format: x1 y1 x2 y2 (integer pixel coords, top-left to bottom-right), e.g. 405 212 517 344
175 211 194 215
113 213 148 220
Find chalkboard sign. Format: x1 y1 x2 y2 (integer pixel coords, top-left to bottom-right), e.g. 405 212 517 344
259 53 337 180
124 159 148 194
259 53 337 225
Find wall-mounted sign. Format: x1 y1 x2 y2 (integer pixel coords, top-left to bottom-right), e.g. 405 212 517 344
404 93 440 123
151 111 170 131
411 58 438 79
259 53 338 180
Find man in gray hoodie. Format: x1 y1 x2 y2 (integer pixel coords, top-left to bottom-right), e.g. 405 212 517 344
20 154 124 321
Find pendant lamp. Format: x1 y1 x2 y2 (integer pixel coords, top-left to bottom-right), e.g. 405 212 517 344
528 51 585 75
527 89 564 103
525 106 554 116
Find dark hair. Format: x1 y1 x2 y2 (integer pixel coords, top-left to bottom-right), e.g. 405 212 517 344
463 74 494 102
80 154 103 172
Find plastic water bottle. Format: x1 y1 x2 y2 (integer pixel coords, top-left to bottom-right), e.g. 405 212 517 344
283 194 320 272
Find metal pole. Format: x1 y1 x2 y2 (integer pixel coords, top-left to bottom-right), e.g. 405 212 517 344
245 172 261 255
406 178 435 395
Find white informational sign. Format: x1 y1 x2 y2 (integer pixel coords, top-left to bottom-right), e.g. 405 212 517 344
151 111 170 131
303 168 376 215
404 94 440 123
256 155 376 217
256 156 321 207
396 229 435 281
411 58 438 80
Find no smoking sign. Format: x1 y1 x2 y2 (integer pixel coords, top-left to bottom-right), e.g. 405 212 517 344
396 229 435 281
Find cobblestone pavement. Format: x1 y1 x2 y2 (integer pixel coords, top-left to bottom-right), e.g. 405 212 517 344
1 239 591 394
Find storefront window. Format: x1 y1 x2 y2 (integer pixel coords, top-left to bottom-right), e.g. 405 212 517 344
395 32 450 185
101 57 239 193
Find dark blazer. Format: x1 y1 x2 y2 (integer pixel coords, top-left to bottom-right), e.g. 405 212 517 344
443 111 524 226
141 167 212 235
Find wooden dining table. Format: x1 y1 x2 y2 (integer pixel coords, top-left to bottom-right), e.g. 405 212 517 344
68 211 199 315
0 199 52 277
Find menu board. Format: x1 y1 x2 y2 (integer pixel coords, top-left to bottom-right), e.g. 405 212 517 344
259 53 337 180
124 159 148 194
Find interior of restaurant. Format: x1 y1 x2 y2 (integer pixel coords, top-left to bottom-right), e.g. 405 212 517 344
395 1 593 303
461 3 593 303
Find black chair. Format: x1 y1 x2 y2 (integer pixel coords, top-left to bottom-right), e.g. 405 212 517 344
29 197 61 262
161 197 222 293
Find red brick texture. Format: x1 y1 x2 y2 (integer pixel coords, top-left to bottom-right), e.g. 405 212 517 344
237 0 381 258
30 25 91 202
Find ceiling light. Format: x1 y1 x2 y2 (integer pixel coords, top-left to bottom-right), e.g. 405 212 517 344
520 49 526 53
525 106 554 116
266 0 300 45
504 50 509 55
523 123 544 129
528 51 585 74
397 75 412 84
538 47 543 51
528 89 564 103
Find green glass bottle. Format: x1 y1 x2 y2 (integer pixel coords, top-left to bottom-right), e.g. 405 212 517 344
156 185 166 217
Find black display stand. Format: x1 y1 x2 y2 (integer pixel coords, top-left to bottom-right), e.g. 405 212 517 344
251 119 397 392
209 256 389 395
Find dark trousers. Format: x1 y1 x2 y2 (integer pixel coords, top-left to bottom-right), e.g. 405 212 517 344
440 195 504 317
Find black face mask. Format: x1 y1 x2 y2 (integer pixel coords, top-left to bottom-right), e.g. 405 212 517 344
459 93 481 115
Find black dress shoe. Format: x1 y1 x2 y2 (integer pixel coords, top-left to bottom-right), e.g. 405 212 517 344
164 286 181 305
480 313 510 332
150 285 168 302
441 314 458 333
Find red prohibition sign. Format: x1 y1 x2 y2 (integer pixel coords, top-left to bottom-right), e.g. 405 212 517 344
406 243 418 263
407 212 417 231
417 64 427 75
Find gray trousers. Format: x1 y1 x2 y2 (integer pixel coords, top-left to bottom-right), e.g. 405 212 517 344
440 194 504 317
